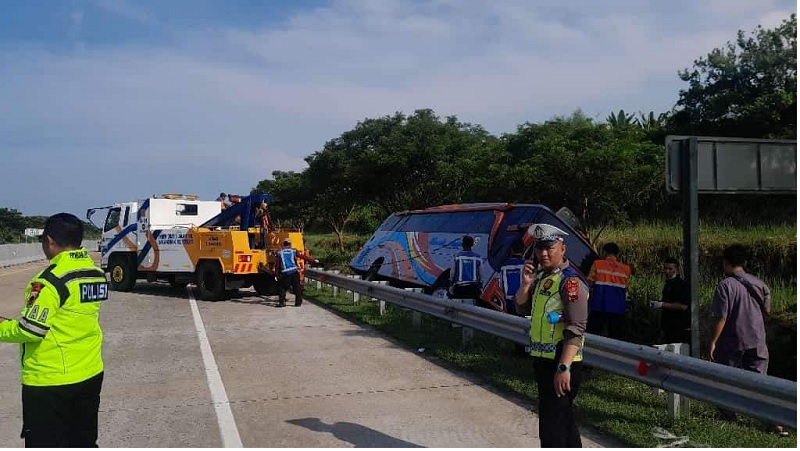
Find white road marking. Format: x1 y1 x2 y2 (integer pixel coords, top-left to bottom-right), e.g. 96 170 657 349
187 288 243 448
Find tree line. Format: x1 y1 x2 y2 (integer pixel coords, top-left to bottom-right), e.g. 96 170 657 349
252 15 797 249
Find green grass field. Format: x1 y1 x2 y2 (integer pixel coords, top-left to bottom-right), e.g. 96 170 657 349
303 284 796 447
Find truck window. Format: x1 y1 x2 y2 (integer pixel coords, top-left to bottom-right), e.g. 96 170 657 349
104 208 121 232
176 204 198 216
122 206 130 227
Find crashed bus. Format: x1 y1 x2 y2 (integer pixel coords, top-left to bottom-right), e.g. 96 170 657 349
350 203 598 313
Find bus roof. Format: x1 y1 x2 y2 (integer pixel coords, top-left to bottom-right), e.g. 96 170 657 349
401 203 551 215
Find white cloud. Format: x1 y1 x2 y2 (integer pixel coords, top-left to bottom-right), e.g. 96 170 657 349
0 0 795 215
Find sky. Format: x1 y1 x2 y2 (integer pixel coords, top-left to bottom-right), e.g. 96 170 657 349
0 0 796 219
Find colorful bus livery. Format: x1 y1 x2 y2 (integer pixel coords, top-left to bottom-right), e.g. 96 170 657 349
350 203 598 313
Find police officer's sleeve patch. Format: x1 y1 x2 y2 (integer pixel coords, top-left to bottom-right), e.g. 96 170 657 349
565 278 579 303
27 282 44 306
80 282 109 302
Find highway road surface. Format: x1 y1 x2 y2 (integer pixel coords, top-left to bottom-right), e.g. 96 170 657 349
0 256 611 447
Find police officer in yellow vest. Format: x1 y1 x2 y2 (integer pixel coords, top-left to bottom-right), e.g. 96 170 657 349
515 224 589 448
0 213 107 447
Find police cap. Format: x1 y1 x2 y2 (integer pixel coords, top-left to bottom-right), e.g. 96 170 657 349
527 223 569 249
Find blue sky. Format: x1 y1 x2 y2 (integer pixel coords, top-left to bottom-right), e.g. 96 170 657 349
0 0 795 218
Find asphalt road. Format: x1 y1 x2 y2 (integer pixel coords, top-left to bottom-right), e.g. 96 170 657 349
0 256 610 447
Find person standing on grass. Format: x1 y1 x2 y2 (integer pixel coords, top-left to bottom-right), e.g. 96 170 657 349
0 213 108 447
586 242 632 340
650 257 690 344
707 244 786 436
515 224 589 448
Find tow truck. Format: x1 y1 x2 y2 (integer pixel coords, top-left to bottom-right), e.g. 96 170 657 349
87 193 306 301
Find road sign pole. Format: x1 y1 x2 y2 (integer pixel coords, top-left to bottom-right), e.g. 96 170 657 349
680 138 701 358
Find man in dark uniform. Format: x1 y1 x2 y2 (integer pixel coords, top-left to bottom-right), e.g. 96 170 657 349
448 235 483 304
515 224 589 448
650 257 690 343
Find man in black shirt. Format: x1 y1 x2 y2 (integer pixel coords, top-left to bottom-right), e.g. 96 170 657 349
650 257 690 343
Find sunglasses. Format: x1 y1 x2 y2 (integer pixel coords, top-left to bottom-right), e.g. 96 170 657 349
37 234 48 243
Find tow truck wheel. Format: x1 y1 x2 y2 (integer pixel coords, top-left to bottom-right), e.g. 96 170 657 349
196 261 226 301
108 255 136 292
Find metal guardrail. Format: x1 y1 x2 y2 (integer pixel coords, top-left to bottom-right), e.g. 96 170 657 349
306 268 797 429
0 240 100 267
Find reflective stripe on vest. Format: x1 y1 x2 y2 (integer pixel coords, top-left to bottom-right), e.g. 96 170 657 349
453 253 481 285
279 248 298 273
500 259 525 299
20 248 106 386
529 268 584 361
593 259 631 288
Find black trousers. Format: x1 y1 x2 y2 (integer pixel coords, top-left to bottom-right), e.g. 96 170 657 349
663 327 690 344
533 358 583 448
22 371 103 448
587 311 626 340
279 271 303 306
449 284 481 303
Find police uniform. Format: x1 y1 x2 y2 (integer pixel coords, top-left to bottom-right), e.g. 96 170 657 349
277 241 303 307
499 254 525 314
520 224 589 448
449 249 483 302
0 247 107 447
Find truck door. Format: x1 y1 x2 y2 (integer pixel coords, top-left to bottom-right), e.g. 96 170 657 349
100 204 138 267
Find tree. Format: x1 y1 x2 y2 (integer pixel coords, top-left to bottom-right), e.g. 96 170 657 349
252 171 314 230
669 14 797 138
606 109 636 128
0 208 26 242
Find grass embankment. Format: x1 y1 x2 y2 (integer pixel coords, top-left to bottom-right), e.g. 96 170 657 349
304 285 795 448
303 224 796 446
305 223 797 378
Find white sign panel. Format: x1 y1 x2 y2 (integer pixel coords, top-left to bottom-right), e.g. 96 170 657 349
24 228 45 237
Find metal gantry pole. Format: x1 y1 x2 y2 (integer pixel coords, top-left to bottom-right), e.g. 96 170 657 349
680 138 701 358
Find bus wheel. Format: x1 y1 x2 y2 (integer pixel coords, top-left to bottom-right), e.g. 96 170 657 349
196 261 226 301
109 255 136 292
253 275 277 296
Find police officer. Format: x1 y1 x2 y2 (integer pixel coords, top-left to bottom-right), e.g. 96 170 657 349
277 238 303 307
0 213 108 447
498 239 526 315
515 224 589 448
448 235 483 303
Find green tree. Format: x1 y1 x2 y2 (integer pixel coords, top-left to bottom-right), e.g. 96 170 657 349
669 14 797 138
0 208 26 242
252 170 313 230
606 109 636 128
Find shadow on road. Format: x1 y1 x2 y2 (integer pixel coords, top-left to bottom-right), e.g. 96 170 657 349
287 417 423 448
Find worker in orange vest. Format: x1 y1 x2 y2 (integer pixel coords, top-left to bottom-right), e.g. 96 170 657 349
586 242 632 340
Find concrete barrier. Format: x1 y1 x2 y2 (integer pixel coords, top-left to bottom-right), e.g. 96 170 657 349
0 240 99 268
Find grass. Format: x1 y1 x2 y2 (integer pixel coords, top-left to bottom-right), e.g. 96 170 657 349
304 283 796 448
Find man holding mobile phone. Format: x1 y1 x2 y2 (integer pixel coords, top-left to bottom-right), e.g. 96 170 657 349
515 224 589 448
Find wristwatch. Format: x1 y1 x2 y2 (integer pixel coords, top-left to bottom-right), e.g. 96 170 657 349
557 363 571 373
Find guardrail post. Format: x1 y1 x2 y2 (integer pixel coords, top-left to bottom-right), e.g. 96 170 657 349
405 288 424 329
653 343 691 419
330 270 340 297
346 275 358 302
376 281 388 315
453 298 476 346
